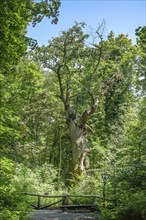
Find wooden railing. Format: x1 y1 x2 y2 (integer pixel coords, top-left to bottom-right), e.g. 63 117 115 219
23 192 102 210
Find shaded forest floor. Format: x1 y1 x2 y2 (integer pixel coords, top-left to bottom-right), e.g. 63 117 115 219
27 209 98 220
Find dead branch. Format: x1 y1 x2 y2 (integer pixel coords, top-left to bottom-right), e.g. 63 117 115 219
88 21 105 92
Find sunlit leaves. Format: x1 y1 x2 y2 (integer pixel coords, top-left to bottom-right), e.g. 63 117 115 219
135 26 146 95
0 0 60 74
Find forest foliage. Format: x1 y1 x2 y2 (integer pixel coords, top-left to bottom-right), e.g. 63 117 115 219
0 1 146 219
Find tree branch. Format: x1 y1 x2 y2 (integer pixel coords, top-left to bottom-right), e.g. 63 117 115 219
79 91 99 127
88 21 105 92
56 64 65 103
88 41 103 92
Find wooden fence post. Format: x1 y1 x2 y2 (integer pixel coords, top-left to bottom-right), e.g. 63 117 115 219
62 194 69 206
38 195 41 209
93 196 96 205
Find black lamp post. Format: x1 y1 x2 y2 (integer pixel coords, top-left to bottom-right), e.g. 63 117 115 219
101 173 109 208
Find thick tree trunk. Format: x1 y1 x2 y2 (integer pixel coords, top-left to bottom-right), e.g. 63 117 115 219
69 120 90 175
55 62 100 176
65 95 99 176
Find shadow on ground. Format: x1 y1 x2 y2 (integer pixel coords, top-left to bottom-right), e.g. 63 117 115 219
27 209 99 220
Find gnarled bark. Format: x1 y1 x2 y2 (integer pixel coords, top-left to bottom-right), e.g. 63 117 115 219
69 121 89 175
68 95 99 175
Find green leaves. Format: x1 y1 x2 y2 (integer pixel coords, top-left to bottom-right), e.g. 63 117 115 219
0 0 29 73
135 26 146 94
31 0 61 26
0 0 60 74
136 26 146 51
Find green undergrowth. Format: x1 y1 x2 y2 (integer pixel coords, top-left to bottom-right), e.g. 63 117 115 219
0 158 65 219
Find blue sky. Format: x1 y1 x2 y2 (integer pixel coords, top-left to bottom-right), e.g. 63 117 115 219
27 0 146 45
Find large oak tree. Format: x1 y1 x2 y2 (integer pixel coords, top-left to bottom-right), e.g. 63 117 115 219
35 23 137 176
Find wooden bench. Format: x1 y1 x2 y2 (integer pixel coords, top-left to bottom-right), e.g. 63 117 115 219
60 204 98 212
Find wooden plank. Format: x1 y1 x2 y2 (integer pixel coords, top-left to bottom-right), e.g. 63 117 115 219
60 204 98 212
25 200 38 209
23 193 101 199
66 195 101 198
23 193 64 198
40 199 63 209
61 204 96 208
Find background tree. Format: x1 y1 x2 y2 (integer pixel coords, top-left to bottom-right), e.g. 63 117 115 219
99 27 146 220
0 57 66 219
135 26 146 95
0 0 60 74
0 3 61 216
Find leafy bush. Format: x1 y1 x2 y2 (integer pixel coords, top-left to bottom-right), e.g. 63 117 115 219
100 191 146 220
100 163 146 220
0 158 64 219
0 157 28 219
13 162 61 194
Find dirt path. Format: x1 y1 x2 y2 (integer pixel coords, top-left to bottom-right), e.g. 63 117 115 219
27 209 98 220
